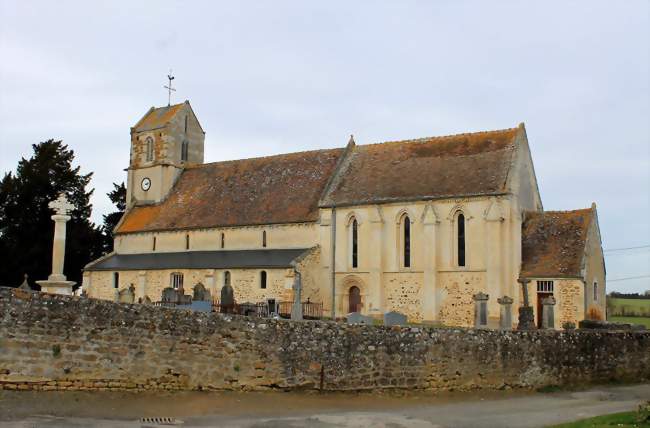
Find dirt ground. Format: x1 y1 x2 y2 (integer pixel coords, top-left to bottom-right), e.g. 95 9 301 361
0 383 648 427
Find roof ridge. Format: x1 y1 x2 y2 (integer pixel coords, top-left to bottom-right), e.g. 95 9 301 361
359 126 519 148
527 208 592 215
187 146 344 169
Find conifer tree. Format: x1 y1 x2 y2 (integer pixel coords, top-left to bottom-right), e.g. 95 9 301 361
0 140 104 288
101 182 126 252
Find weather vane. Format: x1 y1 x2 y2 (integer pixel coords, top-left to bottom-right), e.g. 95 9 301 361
164 70 176 106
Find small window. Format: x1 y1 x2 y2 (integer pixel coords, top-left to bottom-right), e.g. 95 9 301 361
351 218 358 268
224 271 231 286
113 272 119 289
170 272 184 290
185 234 190 250
593 282 598 301
403 215 411 268
537 280 554 293
145 137 154 162
457 213 466 267
181 140 189 161
152 236 156 251
262 230 267 248
221 232 225 249
184 115 188 133
260 271 267 289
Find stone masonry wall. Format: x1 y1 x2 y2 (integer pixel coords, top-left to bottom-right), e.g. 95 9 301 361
1 288 649 393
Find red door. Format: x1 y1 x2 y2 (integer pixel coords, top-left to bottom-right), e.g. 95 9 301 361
348 286 361 313
537 293 552 328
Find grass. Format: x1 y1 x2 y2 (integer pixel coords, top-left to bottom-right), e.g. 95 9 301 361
549 411 648 427
609 316 650 328
608 298 650 317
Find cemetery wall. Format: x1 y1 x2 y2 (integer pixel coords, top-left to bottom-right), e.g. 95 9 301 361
1 287 648 393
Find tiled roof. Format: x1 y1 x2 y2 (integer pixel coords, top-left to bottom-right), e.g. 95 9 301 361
320 127 520 207
117 148 344 233
521 208 593 278
133 103 185 132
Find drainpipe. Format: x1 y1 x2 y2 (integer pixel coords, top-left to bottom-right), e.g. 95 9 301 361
331 206 337 319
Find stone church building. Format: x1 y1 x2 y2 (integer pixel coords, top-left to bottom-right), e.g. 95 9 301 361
84 101 606 328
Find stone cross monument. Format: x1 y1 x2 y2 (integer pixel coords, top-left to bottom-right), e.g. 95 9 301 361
36 194 76 295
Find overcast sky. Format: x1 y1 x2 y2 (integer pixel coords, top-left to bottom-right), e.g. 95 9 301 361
1 1 648 293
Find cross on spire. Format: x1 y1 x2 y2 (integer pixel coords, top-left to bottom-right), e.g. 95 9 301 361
49 193 74 215
164 70 176 106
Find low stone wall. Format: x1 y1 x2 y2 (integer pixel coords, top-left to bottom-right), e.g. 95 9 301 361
1 287 648 392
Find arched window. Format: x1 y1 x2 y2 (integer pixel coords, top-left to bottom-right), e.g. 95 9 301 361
262 230 267 248
221 232 225 249
170 272 184 290
351 218 358 268
145 137 154 162
260 271 267 289
457 213 466 267
593 281 598 301
181 140 189 161
403 215 411 268
184 115 188 133
224 271 231 286
113 272 119 289
185 234 190 250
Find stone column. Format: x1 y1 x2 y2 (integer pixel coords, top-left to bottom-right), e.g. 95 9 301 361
473 292 489 329
368 206 384 317
422 204 439 321
36 194 76 295
137 271 147 301
517 277 535 330
541 296 556 329
497 295 513 330
204 269 217 300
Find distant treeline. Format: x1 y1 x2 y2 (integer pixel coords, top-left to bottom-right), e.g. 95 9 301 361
609 292 650 300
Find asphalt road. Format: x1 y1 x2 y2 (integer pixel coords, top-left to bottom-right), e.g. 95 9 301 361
0 384 648 427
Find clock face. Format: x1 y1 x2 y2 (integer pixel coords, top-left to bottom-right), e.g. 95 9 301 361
141 177 151 191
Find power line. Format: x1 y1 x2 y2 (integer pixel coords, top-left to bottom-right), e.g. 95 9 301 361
608 275 650 283
604 244 650 252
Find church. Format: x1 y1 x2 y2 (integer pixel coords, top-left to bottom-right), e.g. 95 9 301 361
83 101 606 328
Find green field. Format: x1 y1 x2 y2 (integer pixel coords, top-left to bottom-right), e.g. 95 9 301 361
549 410 648 427
608 297 650 317
609 316 650 328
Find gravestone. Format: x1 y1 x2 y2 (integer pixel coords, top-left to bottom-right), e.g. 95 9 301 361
220 284 234 306
18 274 32 291
347 312 373 325
541 296 556 329
161 287 179 303
118 284 135 304
497 296 513 330
472 292 489 328
384 311 407 326
193 282 210 301
517 278 536 330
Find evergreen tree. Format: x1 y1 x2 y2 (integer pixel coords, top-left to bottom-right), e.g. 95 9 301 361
101 182 126 252
0 140 104 288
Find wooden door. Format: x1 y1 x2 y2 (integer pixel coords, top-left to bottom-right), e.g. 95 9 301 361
348 286 361 313
537 292 552 328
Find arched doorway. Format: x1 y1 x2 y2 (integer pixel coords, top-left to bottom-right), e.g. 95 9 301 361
348 286 361 313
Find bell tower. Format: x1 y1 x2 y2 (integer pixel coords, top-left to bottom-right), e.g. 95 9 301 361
126 100 205 208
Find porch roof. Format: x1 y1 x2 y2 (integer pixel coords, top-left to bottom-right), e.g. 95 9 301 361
85 248 310 271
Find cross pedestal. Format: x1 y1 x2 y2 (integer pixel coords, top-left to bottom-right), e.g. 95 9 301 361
516 277 536 330
36 194 76 295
